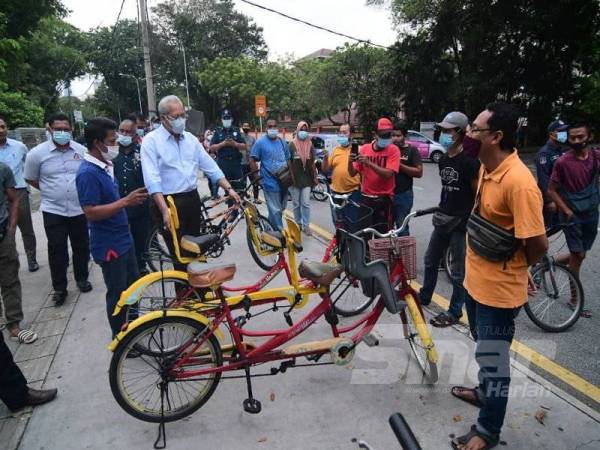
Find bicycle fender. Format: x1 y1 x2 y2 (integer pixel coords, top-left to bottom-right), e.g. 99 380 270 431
112 270 189 317
108 310 223 352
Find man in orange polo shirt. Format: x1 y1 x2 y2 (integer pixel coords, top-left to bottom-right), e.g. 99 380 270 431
450 103 548 450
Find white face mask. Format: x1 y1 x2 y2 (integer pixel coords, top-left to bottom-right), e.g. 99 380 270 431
103 145 120 161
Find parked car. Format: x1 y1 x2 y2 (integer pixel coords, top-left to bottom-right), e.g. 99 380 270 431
406 130 446 163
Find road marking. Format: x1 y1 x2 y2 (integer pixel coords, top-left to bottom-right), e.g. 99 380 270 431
303 221 600 405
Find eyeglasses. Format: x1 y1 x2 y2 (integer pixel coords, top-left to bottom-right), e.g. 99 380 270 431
467 124 492 134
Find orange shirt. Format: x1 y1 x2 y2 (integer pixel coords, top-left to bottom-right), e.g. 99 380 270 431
329 145 361 193
464 151 545 308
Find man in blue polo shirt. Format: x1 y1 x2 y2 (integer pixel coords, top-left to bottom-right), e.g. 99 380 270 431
76 118 148 337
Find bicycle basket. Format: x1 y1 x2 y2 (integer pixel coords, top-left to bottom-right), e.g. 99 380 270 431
368 236 417 280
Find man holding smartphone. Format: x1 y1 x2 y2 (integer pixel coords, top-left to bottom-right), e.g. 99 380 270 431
76 118 148 338
348 117 401 233
210 110 247 193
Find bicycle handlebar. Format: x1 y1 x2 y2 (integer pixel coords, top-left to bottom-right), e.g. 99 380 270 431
389 414 422 450
356 207 439 238
322 191 361 210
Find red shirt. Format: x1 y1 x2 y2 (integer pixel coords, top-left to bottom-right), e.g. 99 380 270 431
353 142 401 196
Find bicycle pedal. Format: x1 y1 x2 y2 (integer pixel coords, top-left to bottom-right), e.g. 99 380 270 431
283 311 293 326
243 398 262 414
362 333 379 347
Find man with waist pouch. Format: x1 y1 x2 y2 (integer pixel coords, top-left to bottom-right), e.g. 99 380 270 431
450 102 547 450
419 111 480 328
141 95 240 271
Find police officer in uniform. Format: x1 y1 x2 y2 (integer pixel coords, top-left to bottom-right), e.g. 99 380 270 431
209 110 247 193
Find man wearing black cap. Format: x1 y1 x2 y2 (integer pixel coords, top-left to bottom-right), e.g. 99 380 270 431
210 110 247 193
535 120 569 227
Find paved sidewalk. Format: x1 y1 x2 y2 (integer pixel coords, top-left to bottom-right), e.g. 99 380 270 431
2 194 600 450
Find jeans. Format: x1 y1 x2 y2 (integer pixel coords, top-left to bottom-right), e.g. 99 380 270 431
393 190 414 236
0 331 28 411
464 293 519 437
289 186 311 229
129 213 150 272
42 212 90 293
0 230 23 328
419 225 466 318
16 189 36 261
264 189 287 231
99 246 139 337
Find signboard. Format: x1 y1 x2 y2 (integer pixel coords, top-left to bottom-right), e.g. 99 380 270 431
185 109 205 137
255 95 267 118
73 110 84 123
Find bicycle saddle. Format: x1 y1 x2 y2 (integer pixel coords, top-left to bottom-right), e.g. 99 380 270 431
336 229 404 314
180 234 220 255
260 230 286 248
187 261 236 288
298 260 344 286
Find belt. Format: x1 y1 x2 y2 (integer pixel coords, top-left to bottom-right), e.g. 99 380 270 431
169 190 199 199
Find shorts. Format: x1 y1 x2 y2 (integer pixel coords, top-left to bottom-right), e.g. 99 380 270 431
562 209 599 253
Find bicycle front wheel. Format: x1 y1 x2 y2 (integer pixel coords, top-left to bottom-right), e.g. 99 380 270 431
246 214 281 271
400 293 438 384
525 262 584 332
311 180 328 202
109 316 222 423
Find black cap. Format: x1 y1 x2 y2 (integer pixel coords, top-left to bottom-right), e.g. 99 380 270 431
221 110 232 120
548 120 568 133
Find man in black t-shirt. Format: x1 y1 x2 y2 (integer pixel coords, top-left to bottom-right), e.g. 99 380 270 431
392 121 422 235
419 111 480 328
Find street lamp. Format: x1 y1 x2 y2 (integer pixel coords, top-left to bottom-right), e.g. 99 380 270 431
118 73 143 115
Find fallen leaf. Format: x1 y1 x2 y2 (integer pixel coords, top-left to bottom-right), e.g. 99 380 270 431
453 415 463 423
535 409 546 425
258 437 267 443
270 392 275 402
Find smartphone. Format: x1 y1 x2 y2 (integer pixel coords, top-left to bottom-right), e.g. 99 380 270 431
351 140 359 157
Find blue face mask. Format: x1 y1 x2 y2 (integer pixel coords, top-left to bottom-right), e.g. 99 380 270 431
52 130 72 146
136 128 145 137
117 134 133 147
297 130 309 140
337 136 349 147
267 128 278 138
169 117 186 135
556 131 568 144
439 133 454 150
222 119 232 128
377 138 392 149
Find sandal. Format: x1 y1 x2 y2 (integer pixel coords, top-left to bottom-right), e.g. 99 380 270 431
430 312 460 328
568 303 592 318
451 386 484 408
9 329 38 344
451 425 499 450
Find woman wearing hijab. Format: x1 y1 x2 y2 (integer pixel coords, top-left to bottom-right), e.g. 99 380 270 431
289 121 317 235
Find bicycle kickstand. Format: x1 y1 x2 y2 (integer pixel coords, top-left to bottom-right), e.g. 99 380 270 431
242 365 262 414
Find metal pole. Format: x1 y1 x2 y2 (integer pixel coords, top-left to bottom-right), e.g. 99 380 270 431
181 44 191 109
138 0 157 118
259 116 263 133
134 77 143 114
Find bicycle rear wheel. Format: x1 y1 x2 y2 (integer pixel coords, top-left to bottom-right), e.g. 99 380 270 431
525 262 584 332
246 214 281 271
109 316 222 423
146 226 175 272
311 179 329 202
400 293 438 384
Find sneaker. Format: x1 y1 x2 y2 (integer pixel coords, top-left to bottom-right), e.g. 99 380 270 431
28 259 40 272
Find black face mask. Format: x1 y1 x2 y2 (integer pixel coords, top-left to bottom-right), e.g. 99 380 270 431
569 141 587 152
243 128 250 133
463 135 482 158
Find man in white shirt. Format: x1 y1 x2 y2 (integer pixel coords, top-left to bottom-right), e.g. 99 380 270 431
24 113 92 306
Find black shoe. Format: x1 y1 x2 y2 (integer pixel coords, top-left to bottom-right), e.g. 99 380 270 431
77 280 92 293
28 259 40 272
10 388 58 412
52 291 67 306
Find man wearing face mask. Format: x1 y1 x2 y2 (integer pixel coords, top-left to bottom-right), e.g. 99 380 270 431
141 95 239 271
548 123 599 319
76 118 148 337
210 110 247 194
348 117 401 233
535 120 569 227
25 113 92 306
322 123 361 229
419 111 480 328
113 118 151 274
130 113 148 145
241 122 260 203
